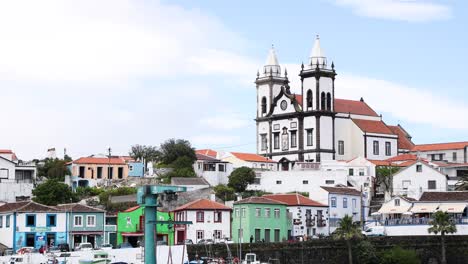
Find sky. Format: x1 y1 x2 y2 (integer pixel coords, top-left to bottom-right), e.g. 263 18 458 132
0 0 467 160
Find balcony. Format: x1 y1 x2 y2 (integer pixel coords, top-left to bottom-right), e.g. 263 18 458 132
294 162 320 171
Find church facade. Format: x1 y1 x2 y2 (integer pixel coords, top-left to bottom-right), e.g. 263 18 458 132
256 37 414 169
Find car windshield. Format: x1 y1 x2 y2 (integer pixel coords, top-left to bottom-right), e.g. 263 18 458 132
81 244 92 248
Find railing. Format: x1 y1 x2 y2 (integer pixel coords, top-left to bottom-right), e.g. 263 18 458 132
382 217 468 226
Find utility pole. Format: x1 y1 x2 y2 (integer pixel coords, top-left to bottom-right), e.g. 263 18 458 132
361 185 365 230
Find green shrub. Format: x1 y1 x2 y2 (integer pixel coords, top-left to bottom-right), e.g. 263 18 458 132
380 246 420 264
355 240 379 264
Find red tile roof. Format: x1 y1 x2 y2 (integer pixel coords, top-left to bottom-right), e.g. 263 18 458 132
334 98 378 117
73 157 126 165
294 94 303 106
0 149 13 154
230 152 276 163
321 186 361 196
385 154 418 162
388 125 415 150
263 193 326 207
196 149 218 158
173 199 231 211
412 142 468 152
352 119 395 135
196 153 221 162
0 201 60 213
419 192 468 202
124 205 141 212
235 196 287 205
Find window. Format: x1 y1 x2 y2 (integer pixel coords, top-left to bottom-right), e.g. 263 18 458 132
331 197 337 208
74 216 83 227
265 208 271 218
26 214 36 227
214 211 222 223
87 215 96 227
255 208 261 217
306 129 313 146
0 216 2 228
196 230 204 240
290 122 297 129
373 141 379 155
6 215 10 228
453 152 457 162
338 140 344 155
348 168 354 176
276 180 282 184
303 180 309 184
241 208 246 218
385 142 391 156
47 214 56 227
402 180 411 190
108 167 113 179
320 92 326 110
261 97 267 114
326 92 331 111
290 131 297 148
253 177 261 184
118 167 124 179
235 208 239 218
359 169 365 176
129 165 133 171
218 164 225 172
352 199 357 209
306 90 313 108
343 198 348 208
273 133 280 149
97 167 103 179
214 230 222 239
428 180 437 190
196 211 204 222
416 165 422 172
274 209 280 218
394 199 400 206
261 134 267 151
325 180 335 184
203 163 216 171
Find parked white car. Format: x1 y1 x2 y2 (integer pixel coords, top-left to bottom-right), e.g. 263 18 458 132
75 242 93 251
362 225 386 237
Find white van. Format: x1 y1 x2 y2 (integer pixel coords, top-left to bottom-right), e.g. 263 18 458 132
362 225 386 237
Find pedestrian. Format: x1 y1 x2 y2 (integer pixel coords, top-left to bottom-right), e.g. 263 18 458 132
250 235 254 244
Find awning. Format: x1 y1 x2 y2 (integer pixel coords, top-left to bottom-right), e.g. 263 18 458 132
121 232 143 237
410 203 440 214
438 203 467 213
378 203 411 214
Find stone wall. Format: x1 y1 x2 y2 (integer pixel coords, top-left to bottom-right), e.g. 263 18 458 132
187 236 468 264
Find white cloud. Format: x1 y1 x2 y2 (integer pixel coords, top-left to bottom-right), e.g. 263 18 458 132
332 0 452 22
200 114 250 130
190 135 242 146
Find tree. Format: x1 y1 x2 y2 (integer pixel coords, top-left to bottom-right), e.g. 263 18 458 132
129 144 160 163
159 139 196 165
214 184 236 201
228 167 256 193
355 240 379 264
376 166 399 197
36 158 71 181
380 246 420 264
32 179 77 205
333 215 362 264
428 211 457 264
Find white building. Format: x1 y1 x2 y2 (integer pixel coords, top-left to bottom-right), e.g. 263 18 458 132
193 153 233 186
0 149 36 202
411 142 468 163
173 199 231 244
170 177 210 191
263 193 329 237
0 201 67 250
196 149 277 171
315 186 362 234
255 36 413 166
392 160 448 200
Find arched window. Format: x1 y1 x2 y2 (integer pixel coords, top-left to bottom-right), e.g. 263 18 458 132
261 97 267 114
306 90 313 108
326 92 331 111
320 92 326 111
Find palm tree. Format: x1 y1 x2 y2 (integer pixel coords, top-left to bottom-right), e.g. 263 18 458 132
333 215 362 264
428 211 457 264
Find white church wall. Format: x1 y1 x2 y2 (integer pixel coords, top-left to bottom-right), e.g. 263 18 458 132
257 121 270 155
302 78 317 110
257 83 270 117
272 94 297 116
270 118 299 156
319 117 333 150
365 135 398 160
303 116 316 152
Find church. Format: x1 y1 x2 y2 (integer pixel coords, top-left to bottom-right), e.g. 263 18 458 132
255 36 414 170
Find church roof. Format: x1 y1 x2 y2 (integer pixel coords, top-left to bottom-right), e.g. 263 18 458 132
265 46 279 66
294 94 303 106
388 125 415 150
310 35 325 59
352 119 394 135
230 152 276 163
334 98 379 117
412 142 468 152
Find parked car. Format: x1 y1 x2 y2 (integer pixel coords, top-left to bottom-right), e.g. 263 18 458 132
217 238 234 244
100 244 113 250
16 247 35 254
118 242 134 249
183 239 193 245
58 243 70 252
362 225 386 237
75 242 93 251
47 246 61 253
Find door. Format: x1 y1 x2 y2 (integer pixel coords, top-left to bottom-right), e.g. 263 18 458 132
255 229 261 242
264 229 271 243
176 230 185 244
87 235 95 248
274 229 280 242
46 233 56 247
73 235 82 249
26 233 35 247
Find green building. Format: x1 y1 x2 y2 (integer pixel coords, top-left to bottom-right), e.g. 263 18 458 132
232 197 291 243
117 206 174 247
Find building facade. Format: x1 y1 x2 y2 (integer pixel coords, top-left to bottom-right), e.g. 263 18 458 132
232 197 290 243
0 149 36 202
173 199 231 244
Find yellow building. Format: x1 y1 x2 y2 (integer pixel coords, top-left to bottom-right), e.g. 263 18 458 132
70 156 130 180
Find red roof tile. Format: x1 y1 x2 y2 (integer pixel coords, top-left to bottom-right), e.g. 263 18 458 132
73 157 126 165
234 196 287 205
334 98 378 117
263 194 326 207
352 119 395 135
124 205 141 212
196 149 218 158
385 154 418 162
230 152 276 163
294 94 303 106
412 142 468 152
173 199 230 211
388 125 415 150
0 149 13 154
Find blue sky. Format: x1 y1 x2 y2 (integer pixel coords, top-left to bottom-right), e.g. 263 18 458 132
0 0 467 160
